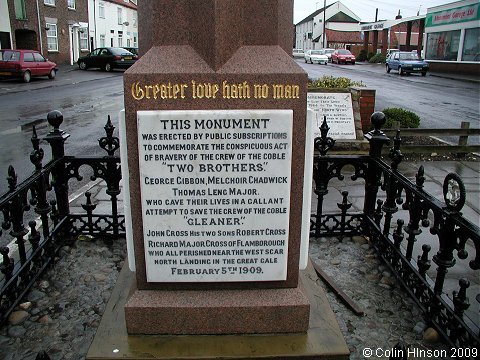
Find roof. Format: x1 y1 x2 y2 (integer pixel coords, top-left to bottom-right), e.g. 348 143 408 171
323 29 363 44
104 0 137 10
296 3 333 25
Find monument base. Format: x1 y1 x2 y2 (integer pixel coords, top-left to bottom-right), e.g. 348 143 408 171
125 284 309 334
87 261 349 359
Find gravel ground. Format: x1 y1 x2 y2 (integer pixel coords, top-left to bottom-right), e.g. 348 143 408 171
309 236 453 360
0 237 126 360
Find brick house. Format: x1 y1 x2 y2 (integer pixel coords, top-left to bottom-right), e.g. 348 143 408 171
6 0 89 65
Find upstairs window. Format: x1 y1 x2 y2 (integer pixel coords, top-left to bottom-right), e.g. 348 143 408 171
117 8 123 25
99 2 105 18
68 0 76 10
14 0 27 20
44 0 55 6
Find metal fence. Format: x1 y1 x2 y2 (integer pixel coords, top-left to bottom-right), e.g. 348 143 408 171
0 111 123 326
312 112 479 350
0 110 478 352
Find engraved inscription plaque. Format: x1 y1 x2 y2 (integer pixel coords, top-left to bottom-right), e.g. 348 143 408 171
137 110 293 282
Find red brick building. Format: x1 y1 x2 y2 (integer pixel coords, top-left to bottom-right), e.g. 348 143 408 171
7 0 89 64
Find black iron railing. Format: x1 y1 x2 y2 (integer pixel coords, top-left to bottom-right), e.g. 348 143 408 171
0 111 123 325
312 113 479 351
0 109 478 353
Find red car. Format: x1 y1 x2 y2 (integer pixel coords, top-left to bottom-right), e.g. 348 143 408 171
0 49 57 83
331 49 356 65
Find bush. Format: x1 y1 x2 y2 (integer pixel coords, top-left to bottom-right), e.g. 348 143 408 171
357 49 368 62
382 108 421 128
369 53 386 64
367 52 375 61
308 75 365 89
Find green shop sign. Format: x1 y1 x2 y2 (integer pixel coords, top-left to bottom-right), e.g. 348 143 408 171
426 3 479 27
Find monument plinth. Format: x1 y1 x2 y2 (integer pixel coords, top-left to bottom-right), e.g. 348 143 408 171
123 0 309 335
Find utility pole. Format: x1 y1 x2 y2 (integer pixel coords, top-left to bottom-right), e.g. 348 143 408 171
323 0 326 48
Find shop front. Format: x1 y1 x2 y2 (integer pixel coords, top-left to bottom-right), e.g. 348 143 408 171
425 0 479 74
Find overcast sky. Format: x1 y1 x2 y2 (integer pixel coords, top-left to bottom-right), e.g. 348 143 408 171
294 0 454 23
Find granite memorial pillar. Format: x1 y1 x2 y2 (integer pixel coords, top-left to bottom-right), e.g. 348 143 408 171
122 0 310 335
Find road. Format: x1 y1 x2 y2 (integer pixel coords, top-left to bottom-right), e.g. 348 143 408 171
0 62 479 196
0 68 125 194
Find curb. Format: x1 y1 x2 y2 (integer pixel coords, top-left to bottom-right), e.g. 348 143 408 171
428 73 480 84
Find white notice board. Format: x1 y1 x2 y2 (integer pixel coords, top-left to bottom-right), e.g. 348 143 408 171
137 110 293 283
307 92 356 140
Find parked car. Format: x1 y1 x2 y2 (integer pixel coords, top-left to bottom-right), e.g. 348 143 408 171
292 48 304 58
386 51 429 76
331 49 356 64
77 47 137 71
0 49 57 83
323 48 335 62
304 49 328 65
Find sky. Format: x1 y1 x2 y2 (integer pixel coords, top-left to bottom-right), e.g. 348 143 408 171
293 0 455 23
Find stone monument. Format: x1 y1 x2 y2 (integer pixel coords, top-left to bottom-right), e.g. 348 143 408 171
123 0 309 335
87 1 350 358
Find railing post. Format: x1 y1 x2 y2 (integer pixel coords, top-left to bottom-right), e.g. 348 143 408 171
99 116 121 242
363 112 390 221
44 111 70 218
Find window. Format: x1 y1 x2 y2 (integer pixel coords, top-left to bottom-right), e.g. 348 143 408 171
0 50 21 61
23 52 35 62
99 2 105 18
44 0 55 6
68 0 75 9
79 29 88 50
462 28 480 62
14 0 27 20
133 14 137 28
426 30 461 61
46 23 58 51
33 53 46 62
118 34 123 47
99 34 105 47
117 8 123 25
133 36 137 47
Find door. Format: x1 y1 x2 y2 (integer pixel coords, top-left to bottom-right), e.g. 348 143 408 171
98 48 111 68
22 52 38 75
86 48 101 67
391 53 400 70
69 26 80 65
33 52 50 75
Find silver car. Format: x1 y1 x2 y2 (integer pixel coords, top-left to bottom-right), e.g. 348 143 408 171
304 50 328 65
